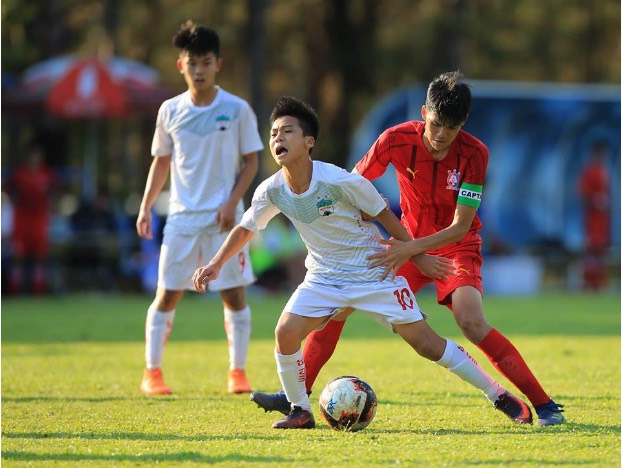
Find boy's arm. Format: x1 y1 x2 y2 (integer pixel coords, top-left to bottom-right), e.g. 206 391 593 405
217 152 260 233
369 204 476 272
136 156 171 239
192 225 255 293
373 209 417 281
372 207 457 281
409 204 477 252
374 208 411 242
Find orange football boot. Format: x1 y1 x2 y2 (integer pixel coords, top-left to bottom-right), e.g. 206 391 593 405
228 369 252 394
141 368 173 395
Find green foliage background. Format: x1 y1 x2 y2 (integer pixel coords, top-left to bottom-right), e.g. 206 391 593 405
2 0 620 167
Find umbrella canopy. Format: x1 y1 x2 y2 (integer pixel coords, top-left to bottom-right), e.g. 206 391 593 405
3 54 171 117
45 58 127 118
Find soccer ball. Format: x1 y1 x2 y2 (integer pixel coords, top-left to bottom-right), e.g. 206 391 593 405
318 375 377 432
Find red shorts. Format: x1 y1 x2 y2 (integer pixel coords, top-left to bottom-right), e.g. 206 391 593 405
397 244 483 307
12 211 49 259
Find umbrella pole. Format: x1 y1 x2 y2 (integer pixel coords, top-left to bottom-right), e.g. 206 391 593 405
83 120 98 200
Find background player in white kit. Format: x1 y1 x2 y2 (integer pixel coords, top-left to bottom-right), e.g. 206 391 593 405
192 96 533 429
137 21 263 395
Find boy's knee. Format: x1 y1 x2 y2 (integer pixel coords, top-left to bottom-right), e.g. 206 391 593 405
274 325 301 354
154 289 183 311
456 316 489 343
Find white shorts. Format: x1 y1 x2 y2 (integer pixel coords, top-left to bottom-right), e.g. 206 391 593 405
283 276 424 331
158 231 255 292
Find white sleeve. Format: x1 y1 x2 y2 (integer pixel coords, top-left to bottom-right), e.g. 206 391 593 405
151 103 173 157
240 184 281 232
238 102 264 156
340 171 386 217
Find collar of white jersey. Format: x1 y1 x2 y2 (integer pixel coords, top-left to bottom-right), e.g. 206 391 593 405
279 160 320 198
184 86 222 111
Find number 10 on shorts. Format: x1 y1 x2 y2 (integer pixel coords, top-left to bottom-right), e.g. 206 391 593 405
393 288 414 310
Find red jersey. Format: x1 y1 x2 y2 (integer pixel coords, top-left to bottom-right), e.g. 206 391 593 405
578 161 609 212
578 161 610 249
8 165 57 216
355 120 489 251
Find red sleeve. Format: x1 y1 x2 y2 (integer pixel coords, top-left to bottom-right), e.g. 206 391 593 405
354 130 392 181
463 145 489 186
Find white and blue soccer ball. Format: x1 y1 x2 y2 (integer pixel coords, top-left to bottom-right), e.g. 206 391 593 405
319 375 377 432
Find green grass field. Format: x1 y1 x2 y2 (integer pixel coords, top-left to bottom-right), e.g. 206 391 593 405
2 292 620 466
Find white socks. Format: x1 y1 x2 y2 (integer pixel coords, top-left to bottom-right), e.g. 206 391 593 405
435 339 505 403
275 349 311 411
223 306 252 371
145 305 175 370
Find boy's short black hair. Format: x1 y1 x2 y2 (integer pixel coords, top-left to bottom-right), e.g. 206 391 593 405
270 96 320 142
425 71 471 127
173 20 220 57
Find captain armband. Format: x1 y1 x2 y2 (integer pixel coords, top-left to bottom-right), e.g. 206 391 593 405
457 183 483 208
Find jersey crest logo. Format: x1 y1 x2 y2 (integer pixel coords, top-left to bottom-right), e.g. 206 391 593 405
316 196 334 216
446 169 460 190
215 114 231 131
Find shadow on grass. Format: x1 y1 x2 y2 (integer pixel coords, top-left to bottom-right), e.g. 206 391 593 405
4 422 619 444
2 431 283 442
2 397 137 403
370 423 620 436
1 396 239 403
2 451 294 464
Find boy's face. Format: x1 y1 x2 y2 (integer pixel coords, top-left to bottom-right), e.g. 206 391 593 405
177 51 221 93
421 106 464 154
269 116 315 167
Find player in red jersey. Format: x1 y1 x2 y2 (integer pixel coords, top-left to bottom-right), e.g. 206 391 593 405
577 141 610 290
7 144 59 295
251 72 565 427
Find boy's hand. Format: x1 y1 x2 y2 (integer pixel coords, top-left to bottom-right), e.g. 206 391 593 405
136 209 153 239
368 238 415 281
216 200 236 233
411 254 456 279
192 263 222 293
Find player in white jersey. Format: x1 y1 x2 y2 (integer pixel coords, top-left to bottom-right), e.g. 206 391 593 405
192 97 532 429
137 22 263 395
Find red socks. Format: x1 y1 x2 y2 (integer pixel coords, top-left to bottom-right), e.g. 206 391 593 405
477 328 550 407
302 320 345 392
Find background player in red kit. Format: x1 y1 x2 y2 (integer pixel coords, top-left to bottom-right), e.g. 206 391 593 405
7 144 59 295
251 71 566 427
577 141 611 290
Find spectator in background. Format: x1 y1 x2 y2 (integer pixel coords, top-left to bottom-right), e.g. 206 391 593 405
69 191 119 290
578 141 611 290
7 144 59 295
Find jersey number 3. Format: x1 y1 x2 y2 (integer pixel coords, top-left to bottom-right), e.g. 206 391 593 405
393 288 414 310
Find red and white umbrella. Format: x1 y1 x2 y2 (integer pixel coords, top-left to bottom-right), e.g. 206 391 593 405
6 54 170 118
22 55 159 91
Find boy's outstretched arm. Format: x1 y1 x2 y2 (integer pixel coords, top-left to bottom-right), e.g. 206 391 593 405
369 204 476 275
373 209 455 281
192 225 254 293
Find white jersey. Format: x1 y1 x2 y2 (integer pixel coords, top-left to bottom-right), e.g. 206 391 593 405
240 161 388 284
151 87 264 235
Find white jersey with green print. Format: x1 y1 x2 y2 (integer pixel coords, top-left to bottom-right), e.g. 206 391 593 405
151 87 264 235
240 161 389 285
